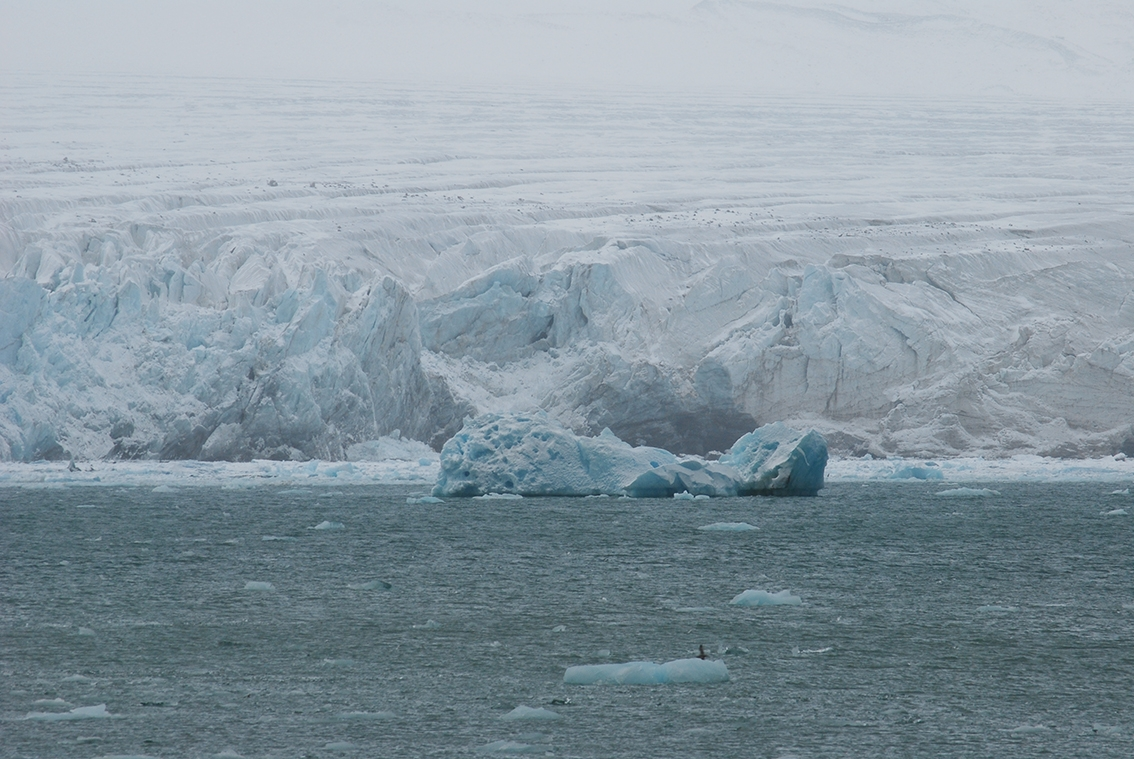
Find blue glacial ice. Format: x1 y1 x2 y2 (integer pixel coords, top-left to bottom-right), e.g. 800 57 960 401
564 657 729 685
433 413 827 497
729 589 802 606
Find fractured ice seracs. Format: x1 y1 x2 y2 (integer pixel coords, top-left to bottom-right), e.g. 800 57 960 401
4 79 1134 461
432 413 827 497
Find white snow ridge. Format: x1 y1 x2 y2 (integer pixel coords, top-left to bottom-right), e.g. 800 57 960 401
4 76 1134 464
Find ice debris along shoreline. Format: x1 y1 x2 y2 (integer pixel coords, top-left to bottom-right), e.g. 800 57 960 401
431 414 827 498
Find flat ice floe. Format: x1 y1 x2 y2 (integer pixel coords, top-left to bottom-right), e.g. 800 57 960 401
24 704 117 721
698 522 759 532
564 658 729 685
501 706 561 721
730 589 802 607
243 581 274 591
934 487 1001 498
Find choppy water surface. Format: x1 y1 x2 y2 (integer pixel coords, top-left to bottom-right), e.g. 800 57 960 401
3 482 1132 758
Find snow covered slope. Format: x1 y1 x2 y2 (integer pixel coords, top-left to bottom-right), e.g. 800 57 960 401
2 75 1134 461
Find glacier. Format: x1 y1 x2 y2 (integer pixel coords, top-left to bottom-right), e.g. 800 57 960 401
433 413 826 497
4 73 1134 464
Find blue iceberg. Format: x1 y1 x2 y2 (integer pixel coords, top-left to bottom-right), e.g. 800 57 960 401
433 413 826 497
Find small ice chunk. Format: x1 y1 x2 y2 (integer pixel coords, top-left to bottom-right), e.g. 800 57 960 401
76 503 97 508
730 589 802 606
673 491 695 500
698 522 758 532
214 751 245 758
976 604 1018 612
473 493 524 500
338 711 395 720
563 657 729 685
415 619 440 629
24 704 116 721
934 487 1000 497
551 624 566 632
243 581 274 591
347 580 392 590
1008 724 1049 734
406 495 443 504
323 658 355 668
261 535 297 541
1102 508 1128 516
1114 453 1127 461
34 698 69 706
501 706 561 721
62 674 92 683
694 494 711 500
674 606 717 613
312 521 345 530
475 740 543 754
889 465 944 481
78 626 96 636
151 485 176 493
1109 488 1129 495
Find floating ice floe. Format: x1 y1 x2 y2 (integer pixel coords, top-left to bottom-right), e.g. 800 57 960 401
406 495 444 504
1008 724 1049 734
1102 508 1128 516
934 487 1000 498
24 704 117 721
564 657 729 685
243 581 274 591
337 711 395 720
698 522 758 532
347 580 392 590
730 589 802 606
501 706 561 721
311 521 345 530
261 535 297 542
433 413 826 497
151 485 176 494
475 740 544 754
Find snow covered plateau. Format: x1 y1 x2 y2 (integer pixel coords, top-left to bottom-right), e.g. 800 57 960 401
3 74 1134 464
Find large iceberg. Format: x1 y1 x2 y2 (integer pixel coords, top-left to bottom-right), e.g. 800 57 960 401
432 413 826 497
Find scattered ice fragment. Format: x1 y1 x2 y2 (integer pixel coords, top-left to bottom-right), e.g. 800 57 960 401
243 581 274 591
415 619 440 629
76 503 97 508
322 658 356 668
261 535 297 542
976 604 1018 612
698 522 758 532
35 698 69 706
675 606 717 613
502 706 561 721
1092 723 1121 735
406 495 443 504
337 711 395 720
1008 724 1049 734
1109 488 1129 495
473 493 524 500
793 646 833 655
551 624 567 632
889 465 944 480
1114 453 1127 461
312 521 345 530
78 626 96 636
151 485 176 493
24 704 117 721
323 741 357 751
595 649 612 658
564 658 729 685
62 674 92 683
1102 508 1128 516
694 494 711 500
730 589 802 606
934 487 1000 497
475 740 543 754
347 580 392 590
277 489 310 496
673 491 695 500
214 751 245 758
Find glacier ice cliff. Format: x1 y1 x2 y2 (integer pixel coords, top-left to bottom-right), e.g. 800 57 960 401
432 413 826 497
3 80 1134 461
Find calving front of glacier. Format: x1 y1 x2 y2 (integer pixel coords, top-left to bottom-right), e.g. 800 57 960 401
4 79 1134 462
432 414 826 497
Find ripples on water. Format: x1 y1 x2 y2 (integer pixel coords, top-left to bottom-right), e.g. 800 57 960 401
2 483 1132 757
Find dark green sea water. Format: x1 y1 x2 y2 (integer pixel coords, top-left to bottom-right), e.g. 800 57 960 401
2 482 1132 758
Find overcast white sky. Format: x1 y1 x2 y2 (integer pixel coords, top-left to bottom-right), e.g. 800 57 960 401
2 1 1132 99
